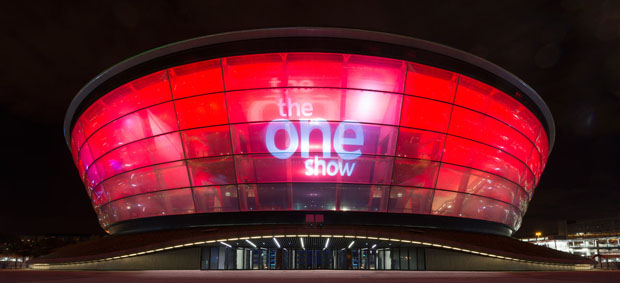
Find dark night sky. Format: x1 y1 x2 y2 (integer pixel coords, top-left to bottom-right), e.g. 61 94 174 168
1 1 618 238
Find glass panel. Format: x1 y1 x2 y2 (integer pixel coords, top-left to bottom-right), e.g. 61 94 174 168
238 183 291 211
80 70 172 137
88 132 184 184
405 62 458 102
70 120 86 163
84 102 179 162
187 156 236 186
449 106 533 163
286 53 344 88
454 76 542 143
226 88 403 125
431 190 510 224
234 153 394 185
169 59 224 98
442 136 524 186
182 125 232 158
100 161 190 203
435 164 518 204
387 187 432 214
230 121 397 156
193 185 240 212
395 128 445 161
222 53 285 91
174 93 228 130
339 185 389 212
292 183 337 210
399 96 451 132
344 54 406 93
103 188 195 223
391 158 440 188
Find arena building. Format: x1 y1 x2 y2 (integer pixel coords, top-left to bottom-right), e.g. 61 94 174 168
31 28 593 270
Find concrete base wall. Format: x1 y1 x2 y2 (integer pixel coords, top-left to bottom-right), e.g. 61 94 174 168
44 247 201 270
425 248 576 271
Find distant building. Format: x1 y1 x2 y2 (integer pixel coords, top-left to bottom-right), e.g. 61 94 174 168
521 216 620 269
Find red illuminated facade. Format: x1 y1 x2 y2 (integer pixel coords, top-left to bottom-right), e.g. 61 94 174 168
65 28 553 236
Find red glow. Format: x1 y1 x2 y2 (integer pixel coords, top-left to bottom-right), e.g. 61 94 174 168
70 51 550 231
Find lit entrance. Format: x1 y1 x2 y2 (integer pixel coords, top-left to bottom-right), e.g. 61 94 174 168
200 237 425 270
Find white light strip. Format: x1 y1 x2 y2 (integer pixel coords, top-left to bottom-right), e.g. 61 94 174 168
245 239 257 248
219 242 232 248
300 237 305 250
273 238 281 248
348 241 355 249
324 238 330 250
371 244 377 249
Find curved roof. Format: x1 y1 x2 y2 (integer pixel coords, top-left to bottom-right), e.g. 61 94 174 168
64 27 555 151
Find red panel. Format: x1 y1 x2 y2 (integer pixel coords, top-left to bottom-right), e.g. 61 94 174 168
442 136 525 186
405 62 458 102
222 53 285 91
286 53 345 88
182 125 232 159
536 128 550 166
187 156 236 186
230 121 397 156
514 187 529 215
388 187 433 214
454 76 542 143
193 185 239 212
103 188 194 223
449 106 533 163
226 88 403 125
391 158 440 188
169 59 224 98
174 93 228 129
80 71 172 137
85 102 178 162
400 96 452 132
344 54 406 93
101 161 190 203
234 153 394 185
435 164 518 204
70 120 86 164
526 147 542 182
89 132 184 184
395 128 445 161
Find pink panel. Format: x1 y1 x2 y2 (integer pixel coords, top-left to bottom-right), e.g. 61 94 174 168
286 53 344 88
226 88 403 125
103 188 194 223
89 132 184 184
514 187 529 215
405 62 459 102
442 136 525 186
454 76 542 143
85 102 178 162
388 187 433 214
222 53 285 90
193 185 239 212
230 121 397 156
391 158 440 188
187 156 236 186
435 164 518 204
182 125 232 159
169 59 224 98
449 106 533 163
234 153 394 185
395 128 445 161
400 96 452 132
101 161 190 203
174 93 228 130
344 54 406 93
536 128 550 166
91 184 107 208
80 71 172 137
70 120 86 163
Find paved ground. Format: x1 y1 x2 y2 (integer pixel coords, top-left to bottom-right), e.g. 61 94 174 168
1 270 619 283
